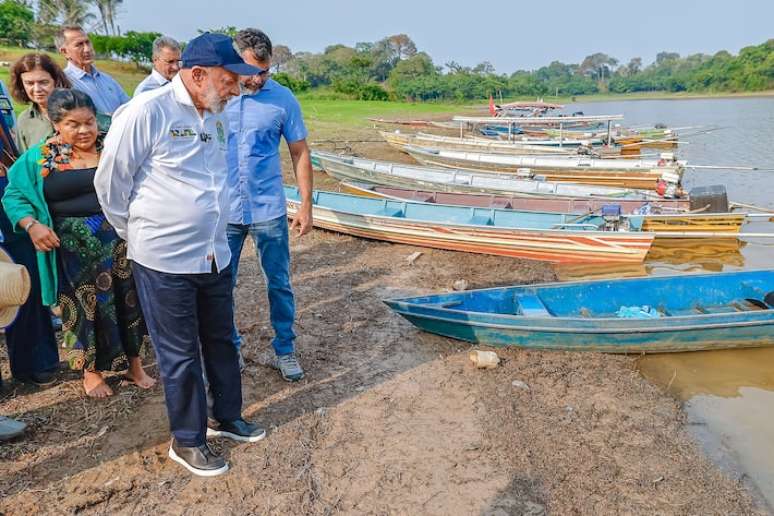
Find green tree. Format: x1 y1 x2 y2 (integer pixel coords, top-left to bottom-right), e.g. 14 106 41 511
39 0 95 26
0 0 34 46
92 0 122 35
200 26 238 37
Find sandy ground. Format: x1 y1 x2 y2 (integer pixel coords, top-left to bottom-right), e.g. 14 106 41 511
0 135 768 514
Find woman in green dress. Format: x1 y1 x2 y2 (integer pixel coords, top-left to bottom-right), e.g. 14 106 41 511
2 89 156 398
8 53 70 153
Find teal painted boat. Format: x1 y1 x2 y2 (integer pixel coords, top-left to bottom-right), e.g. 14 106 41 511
384 270 774 353
284 186 654 263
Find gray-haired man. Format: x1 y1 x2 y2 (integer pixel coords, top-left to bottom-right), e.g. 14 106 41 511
134 36 181 96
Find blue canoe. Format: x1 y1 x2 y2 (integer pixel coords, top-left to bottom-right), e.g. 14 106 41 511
384 270 774 353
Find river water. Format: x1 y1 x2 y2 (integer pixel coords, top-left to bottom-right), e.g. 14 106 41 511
561 97 774 509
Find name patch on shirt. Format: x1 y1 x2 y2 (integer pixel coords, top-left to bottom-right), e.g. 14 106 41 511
169 126 197 139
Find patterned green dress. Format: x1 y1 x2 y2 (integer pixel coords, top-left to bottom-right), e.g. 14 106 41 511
38 140 148 372
55 212 149 371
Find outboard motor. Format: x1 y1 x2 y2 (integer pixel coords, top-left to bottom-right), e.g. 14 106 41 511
601 204 622 231
688 185 729 213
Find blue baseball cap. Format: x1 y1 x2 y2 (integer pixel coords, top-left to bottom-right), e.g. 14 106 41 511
181 32 264 75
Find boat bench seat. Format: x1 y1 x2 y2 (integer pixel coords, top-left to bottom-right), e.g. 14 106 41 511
468 215 494 226
516 294 551 317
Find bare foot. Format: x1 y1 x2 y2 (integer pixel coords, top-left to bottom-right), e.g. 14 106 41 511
124 357 156 389
83 370 114 398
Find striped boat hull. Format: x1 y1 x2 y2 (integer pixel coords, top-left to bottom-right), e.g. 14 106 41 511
287 198 653 264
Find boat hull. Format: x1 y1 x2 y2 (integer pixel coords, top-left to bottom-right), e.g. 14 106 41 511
343 183 744 237
384 270 774 353
286 189 653 264
381 131 570 156
314 151 668 201
405 146 684 191
390 311 773 353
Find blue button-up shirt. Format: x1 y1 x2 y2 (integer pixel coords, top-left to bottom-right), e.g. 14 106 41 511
64 62 130 115
225 79 308 225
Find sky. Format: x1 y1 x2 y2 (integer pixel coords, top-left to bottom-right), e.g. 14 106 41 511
118 0 773 73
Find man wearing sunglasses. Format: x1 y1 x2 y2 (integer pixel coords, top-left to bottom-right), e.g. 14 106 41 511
226 28 313 382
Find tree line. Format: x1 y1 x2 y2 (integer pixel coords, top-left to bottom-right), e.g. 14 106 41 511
2 1 772 101
276 35 774 101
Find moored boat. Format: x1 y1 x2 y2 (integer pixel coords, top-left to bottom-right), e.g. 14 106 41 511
383 270 774 353
381 131 573 156
285 186 654 264
340 182 745 236
405 145 684 191
313 151 674 202
340 181 690 214
382 130 629 157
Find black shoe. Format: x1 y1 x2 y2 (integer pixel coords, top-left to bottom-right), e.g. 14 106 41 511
207 418 266 443
17 370 57 386
168 439 229 477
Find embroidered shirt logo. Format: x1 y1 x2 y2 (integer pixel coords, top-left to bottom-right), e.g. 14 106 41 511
169 127 197 138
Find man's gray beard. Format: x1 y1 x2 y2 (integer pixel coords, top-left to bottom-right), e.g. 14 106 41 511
202 84 227 114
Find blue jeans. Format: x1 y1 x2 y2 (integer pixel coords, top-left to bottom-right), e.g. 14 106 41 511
132 262 242 447
227 216 296 356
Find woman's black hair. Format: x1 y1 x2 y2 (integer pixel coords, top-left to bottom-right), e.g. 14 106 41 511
46 88 97 123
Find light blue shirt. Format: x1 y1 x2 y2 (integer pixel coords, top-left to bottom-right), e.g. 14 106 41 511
64 62 130 115
226 79 308 225
134 69 170 97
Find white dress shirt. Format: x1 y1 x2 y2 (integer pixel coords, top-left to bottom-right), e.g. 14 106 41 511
133 69 171 97
95 74 232 274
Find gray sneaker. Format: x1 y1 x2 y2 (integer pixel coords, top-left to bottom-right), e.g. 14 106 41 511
0 416 26 441
274 353 304 382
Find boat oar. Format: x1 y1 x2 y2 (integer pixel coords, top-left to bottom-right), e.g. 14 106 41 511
618 140 687 148
731 201 774 213
688 165 774 172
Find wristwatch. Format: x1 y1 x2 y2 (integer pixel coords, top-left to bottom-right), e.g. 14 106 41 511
22 219 39 232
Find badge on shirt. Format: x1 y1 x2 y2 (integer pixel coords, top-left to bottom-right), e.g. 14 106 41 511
216 121 226 145
169 126 197 139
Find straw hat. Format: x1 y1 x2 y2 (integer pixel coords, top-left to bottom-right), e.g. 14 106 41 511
0 246 31 328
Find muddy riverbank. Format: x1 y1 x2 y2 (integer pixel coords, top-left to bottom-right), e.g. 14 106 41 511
0 116 769 514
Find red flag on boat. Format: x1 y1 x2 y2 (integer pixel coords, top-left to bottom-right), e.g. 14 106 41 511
489 94 496 116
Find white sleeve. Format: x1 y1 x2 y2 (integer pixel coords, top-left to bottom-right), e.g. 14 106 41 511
94 103 154 240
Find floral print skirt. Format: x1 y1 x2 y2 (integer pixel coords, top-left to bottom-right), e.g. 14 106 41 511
54 214 149 372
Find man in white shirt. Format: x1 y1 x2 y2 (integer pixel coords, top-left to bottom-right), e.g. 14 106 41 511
134 36 181 96
95 33 266 478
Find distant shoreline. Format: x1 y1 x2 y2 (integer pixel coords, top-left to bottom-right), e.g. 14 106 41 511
567 90 774 103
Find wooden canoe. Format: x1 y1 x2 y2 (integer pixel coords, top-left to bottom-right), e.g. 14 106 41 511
384 270 774 353
340 182 691 214
391 131 631 158
405 145 684 191
380 131 572 156
285 186 654 264
340 183 745 236
313 151 672 202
